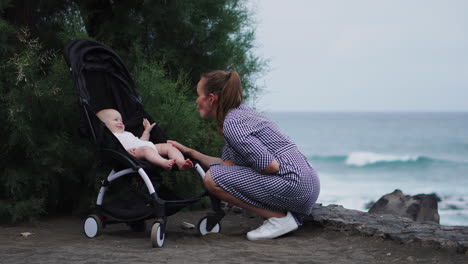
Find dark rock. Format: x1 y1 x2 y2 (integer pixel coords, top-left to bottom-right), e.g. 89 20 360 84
363 200 375 210
306 204 468 254
231 206 243 214
368 189 441 223
447 204 463 210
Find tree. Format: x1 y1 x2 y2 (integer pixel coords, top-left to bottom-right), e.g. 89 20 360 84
0 0 265 222
75 0 264 98
0 28 95 221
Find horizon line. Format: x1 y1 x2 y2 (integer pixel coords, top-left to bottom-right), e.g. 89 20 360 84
259 109 468 113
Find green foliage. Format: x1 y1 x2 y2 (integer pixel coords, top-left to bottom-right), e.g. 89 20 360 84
132 50 224 197
0 27 97 222
0 0 265 222
55 2 88 45
75 0 266 98
0 0 13 10
1 0 71 50
0 197 45 223
0 19 15 53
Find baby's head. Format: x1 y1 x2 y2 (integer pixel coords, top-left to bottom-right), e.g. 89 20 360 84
96 109 125 133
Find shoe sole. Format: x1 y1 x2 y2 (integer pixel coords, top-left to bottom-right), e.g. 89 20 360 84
246 226 298 241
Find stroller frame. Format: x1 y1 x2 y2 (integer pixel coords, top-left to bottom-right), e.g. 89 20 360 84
64 39 225 247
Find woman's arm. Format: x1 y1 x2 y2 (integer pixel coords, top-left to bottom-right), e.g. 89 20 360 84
223 118 279 174
167 140 222 169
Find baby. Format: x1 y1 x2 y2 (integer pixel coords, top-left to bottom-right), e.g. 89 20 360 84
96 109 193 171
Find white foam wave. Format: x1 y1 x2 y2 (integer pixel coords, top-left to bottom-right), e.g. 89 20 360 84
345 151 419 166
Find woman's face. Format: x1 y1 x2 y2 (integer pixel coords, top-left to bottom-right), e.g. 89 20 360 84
195 78 216 119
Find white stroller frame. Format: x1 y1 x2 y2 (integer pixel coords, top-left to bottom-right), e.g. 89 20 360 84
96 164 206 206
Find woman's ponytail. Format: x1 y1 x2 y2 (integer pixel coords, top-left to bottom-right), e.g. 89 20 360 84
201 70 243 134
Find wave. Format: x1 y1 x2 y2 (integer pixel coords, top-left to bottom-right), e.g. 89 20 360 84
345 152 421 166
309 152 466 167
439 196 468 211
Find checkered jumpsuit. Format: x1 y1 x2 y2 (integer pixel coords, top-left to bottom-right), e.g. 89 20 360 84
210 105 320 224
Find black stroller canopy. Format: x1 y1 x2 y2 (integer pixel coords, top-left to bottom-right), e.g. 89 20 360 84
63 38 166 144
64 39 143 119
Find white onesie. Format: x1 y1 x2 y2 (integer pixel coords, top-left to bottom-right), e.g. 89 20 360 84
113 131 158 152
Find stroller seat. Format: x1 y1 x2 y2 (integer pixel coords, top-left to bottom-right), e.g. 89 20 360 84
63 39 225 248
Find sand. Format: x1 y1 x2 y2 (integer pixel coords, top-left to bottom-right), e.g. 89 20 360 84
1 209 466 264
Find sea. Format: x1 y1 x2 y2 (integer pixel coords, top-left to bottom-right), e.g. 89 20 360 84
264 111 468 226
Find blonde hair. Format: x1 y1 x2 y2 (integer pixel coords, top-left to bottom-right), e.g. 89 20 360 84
201 70 243 133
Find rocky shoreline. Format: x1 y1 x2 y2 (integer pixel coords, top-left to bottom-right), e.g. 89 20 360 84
307 204 468 255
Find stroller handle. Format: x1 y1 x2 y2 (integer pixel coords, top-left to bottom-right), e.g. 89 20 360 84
194 163 206 179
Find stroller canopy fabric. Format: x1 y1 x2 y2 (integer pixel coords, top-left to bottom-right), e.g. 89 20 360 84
64 39 168 145
64 39 143 118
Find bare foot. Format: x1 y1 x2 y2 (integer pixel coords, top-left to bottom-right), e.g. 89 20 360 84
176 159 194 171
163 159 176 171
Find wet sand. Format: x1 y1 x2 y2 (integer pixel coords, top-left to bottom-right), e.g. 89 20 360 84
1 209 466 264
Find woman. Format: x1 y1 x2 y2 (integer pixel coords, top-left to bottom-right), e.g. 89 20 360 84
168 70 320 241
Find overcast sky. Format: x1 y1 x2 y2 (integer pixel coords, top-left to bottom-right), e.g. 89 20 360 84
251 0 468 112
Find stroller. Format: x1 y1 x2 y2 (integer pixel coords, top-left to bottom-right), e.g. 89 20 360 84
63 39 225 248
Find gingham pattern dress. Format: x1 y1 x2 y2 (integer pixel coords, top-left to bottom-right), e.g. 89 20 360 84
210 105 320 224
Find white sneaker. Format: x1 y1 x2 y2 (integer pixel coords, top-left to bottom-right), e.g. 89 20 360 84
246 211 299 241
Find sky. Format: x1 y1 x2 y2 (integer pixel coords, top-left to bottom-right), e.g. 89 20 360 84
250 0 468 112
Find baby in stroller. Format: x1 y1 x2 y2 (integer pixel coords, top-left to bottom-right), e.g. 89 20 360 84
97 108 193 171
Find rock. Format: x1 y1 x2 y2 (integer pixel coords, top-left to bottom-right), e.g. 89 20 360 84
231 206 243 214
364 200 375 210
220 201 230 209
368 189 441 223
242 209 258 218
180 222 195 229
447 204 462 210
19 232 34 238
306 203 468 254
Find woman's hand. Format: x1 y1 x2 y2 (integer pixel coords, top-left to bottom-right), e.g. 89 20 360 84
222 160 234 166
167 140 191 156
261 159 280 174
168 140 222 169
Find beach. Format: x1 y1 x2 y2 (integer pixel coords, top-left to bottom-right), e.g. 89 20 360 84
1 209 466 264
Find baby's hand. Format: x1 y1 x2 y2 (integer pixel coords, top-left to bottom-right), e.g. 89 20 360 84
143 118 156 132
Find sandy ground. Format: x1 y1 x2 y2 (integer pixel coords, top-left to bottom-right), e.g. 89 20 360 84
0 209 466 264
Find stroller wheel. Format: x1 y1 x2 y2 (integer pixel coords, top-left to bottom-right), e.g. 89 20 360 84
150 221 165 248
83 215 103 238
197 217 221 236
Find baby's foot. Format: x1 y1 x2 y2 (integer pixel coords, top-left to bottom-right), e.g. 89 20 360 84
177 159 194 171
163 159 176 171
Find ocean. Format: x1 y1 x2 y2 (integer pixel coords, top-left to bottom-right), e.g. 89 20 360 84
264 112 468 226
